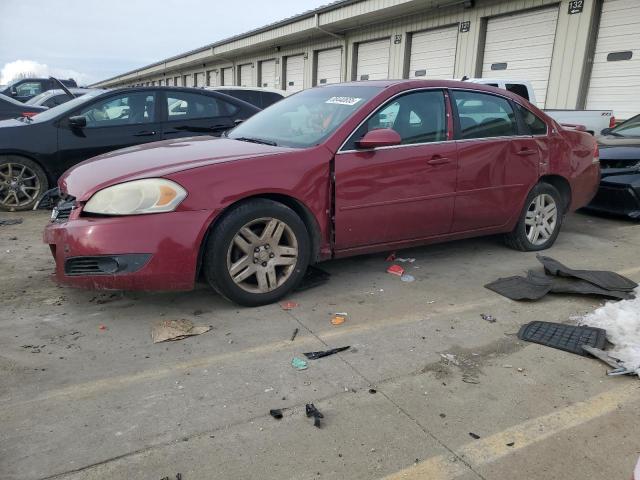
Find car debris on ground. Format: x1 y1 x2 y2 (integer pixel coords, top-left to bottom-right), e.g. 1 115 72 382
331 313 347 326
269 409 283 420
290 328 299 342
151 319 211 343
518 321 607 355
280 301 298 311
480 313 496 323
303 346 350 360
387 265 404 276
0 218 23 226
305 403 324 428
291 357 308 370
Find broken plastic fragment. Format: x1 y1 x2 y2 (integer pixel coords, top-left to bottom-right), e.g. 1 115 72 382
280 301 298 311
269 409 283 420
385 252 397 261
469 432 481 440
331 314 346 326
151 319 211 343
305 403 324 428
303 346 350 360
387 265 404 276
480 313 496 323
400 274 415 282
291 357 308 370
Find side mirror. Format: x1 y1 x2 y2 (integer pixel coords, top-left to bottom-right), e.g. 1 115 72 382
356 128 402 149
234 118 244 126
600 127 612 136
68 115 87 128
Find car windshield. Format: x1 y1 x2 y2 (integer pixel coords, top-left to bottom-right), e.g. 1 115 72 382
609 114 640 137
228 85 382 148
28 89 104 122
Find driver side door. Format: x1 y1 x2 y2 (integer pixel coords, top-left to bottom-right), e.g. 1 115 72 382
334 89 458 252
56 91 162 173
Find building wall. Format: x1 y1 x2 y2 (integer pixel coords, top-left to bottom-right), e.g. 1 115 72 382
97 0 604 110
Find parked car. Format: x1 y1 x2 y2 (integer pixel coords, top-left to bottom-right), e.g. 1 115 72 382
466 78 615 135
585 113 640 219
0 78 78 103
43 80 599 306
205 86 286 109
0 93 48 120
0 86 260 210
26 88 98 108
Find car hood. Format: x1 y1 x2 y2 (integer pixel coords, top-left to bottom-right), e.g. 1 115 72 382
60 136 296 201
598 145 640 161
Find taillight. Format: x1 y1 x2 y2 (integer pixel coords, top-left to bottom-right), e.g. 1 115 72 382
593 143 599 164
21 111 38 118
609 116 616 128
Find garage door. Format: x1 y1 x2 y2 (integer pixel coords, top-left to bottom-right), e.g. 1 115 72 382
222 67 233 86
285 55 304 93
356 39 390 80
316 48 342 85
206 70 216 86
183 74 193 87
239 64 253 87
194 72 204 87
482 7 559 108
586 0 640 119
260 60 277 88
409 26 458 79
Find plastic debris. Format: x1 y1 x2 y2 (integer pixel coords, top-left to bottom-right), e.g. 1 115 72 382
480 313 496 323
151 319 211 343
160 474 182 480
385 252 397 261
400 274 415 282
387 264 404 276
291 357 308 370
368 388 377 394
303 346 350 360
280 301 298 311
518 321 606 356
99 325 107 331
0 218 23 226
331 313 347 326
396 257 416 263
469 432 481 440
290 328 299 342
305 403 324 428
269 409 283 420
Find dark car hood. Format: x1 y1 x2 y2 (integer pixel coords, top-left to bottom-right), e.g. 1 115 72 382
60 136 296 201
598 144 640 160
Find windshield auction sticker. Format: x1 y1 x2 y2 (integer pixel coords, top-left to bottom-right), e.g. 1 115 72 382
325 96 362 106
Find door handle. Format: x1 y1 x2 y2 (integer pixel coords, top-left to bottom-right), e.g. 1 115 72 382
426 156 450 165
516 149 537 156
133 130 157 137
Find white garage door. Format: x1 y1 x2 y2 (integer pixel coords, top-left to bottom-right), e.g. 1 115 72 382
356 39 390 80
482 7 559 108
316 48 342 85
260 60 277 88
409 26 458 79
285 55 305 92
183 74 193 87
194 72 204 87
222 67 233 86
586 0 640 120
239 64 253 87
206 70 216 86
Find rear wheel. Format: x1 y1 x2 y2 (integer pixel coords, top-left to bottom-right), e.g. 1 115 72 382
203 199 310 306
0 156 48 211
504 183 563 251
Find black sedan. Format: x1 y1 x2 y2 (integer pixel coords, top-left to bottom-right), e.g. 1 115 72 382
587 114 640 219
0 93 47 121
0 86 260 211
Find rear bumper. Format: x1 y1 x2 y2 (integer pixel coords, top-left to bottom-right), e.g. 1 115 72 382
585 170 640 218
43 209 215 291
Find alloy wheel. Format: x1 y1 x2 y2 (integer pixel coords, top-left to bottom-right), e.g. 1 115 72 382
525 193 557 246
226 217 299 293
0 162 41 209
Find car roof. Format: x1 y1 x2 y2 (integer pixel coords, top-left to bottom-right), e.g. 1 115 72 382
37 88 99 96
206 86 287 96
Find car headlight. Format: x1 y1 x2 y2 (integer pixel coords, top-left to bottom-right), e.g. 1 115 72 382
84 179 187 215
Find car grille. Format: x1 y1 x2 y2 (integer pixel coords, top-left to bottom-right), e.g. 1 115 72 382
65 257 119 275
51 196 76 223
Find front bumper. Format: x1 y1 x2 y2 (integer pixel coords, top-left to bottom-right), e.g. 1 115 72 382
585 169 640 219
43 207 215 291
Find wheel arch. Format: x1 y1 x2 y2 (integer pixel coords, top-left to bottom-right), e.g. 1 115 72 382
0 152 54 185
195 193 323 281
539 175 571 213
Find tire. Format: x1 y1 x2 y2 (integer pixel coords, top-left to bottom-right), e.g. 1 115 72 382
0 156 49 212
203 199 311 307
504 182 563 251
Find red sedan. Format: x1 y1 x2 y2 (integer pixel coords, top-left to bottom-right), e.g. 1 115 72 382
44 80 600 306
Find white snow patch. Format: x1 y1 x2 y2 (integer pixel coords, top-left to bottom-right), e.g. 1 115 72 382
580 287 640 376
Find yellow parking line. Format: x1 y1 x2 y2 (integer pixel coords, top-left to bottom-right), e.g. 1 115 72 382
383 382 639 480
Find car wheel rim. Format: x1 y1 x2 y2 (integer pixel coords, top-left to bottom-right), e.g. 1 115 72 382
525 193 557 246
0 162 41 208
226 217 299 294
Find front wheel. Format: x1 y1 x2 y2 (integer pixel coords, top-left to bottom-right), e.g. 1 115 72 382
504 183 563 251
203 199 310 306
0 156 49 211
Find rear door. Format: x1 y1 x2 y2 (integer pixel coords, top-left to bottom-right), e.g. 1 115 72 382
161 90 238 139
334 89 457 250
56 90 162 173
450 90 540 232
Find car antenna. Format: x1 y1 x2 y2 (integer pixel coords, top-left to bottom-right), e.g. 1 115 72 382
49 76 76 99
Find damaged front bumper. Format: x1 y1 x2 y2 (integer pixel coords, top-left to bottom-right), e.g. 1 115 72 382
585 166 640 219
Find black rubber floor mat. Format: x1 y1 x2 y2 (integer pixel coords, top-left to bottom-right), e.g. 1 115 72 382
537 255 637 292
527 271 634 300
484 275 552 300
295 265 331 292
517 321 607 356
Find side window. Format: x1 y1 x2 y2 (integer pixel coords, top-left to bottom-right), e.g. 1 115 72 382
505 83 530 101
16 82 43 97
260 92 284 108
77 92 156 127
515 103 547 135
453 91 518 139
344 90 447 149
166 92 237 120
